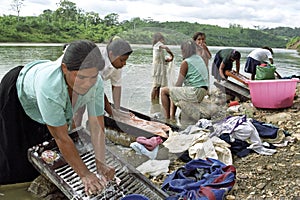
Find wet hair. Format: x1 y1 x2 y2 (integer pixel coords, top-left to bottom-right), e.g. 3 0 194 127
231 49 241 60
181 40 197 59
192 32 206 41
62 40 104 71
262 46 273 55
107 36 133 57
152 32 165 46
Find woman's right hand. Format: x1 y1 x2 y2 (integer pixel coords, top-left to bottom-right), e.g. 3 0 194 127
81 171 107 196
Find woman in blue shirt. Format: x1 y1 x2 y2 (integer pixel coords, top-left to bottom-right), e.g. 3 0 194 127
0 40 114 196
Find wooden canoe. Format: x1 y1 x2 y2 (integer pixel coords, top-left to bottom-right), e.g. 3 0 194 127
104 105 182 139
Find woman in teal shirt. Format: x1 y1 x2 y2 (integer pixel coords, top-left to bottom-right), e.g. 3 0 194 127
160 40 209 120
0 40 114 196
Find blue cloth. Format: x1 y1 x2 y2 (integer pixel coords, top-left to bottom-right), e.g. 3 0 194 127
162 158 236 200
251 119 279 139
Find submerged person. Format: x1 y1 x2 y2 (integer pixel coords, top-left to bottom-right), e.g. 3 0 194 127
211 48 241 82
160 40 209 120
0 40 115 196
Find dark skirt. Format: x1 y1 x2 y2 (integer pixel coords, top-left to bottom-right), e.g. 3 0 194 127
244 57 261 74
0 66 51 184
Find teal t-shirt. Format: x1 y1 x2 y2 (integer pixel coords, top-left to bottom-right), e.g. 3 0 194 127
16 60 104 128
184 54 209 88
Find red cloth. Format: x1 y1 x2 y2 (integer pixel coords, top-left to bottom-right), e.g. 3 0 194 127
136 136 163 151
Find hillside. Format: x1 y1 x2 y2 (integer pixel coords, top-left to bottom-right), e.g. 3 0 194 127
0 0 299 48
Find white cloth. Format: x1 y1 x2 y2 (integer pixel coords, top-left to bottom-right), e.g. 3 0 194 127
211 115 277 156
163 129 207 153
248 48 273 62
231 119 276 155
130 142 159 160
136 160 170 177
99 47 122 86
189 136 233 165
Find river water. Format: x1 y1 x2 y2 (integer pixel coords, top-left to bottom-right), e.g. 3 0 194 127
1 43 299 115
0 43 299 199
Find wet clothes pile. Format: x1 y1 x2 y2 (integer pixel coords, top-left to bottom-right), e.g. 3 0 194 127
210 115 281 157
162 158 236 200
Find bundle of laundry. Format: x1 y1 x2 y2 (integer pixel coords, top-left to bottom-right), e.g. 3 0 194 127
162 158 236 200
210 115 277 156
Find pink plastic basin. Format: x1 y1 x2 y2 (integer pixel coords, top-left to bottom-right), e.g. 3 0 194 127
245 78 299 109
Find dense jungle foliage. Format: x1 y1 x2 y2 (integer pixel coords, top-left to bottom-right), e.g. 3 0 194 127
1 0 300 51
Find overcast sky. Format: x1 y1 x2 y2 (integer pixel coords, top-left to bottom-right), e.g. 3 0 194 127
1 0 299 29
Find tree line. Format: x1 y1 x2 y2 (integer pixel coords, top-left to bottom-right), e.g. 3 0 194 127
3 0 300 51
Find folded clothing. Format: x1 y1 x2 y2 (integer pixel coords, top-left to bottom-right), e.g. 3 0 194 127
136 136 163 151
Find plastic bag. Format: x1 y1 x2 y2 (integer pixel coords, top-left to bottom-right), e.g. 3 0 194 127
255 64 276 80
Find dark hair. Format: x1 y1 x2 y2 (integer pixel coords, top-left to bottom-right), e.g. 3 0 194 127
181 40 197 59
231 49 241 60
262 46 273 55
152 32 165 46
192 32 206 41
62 40 104 71
107 36 133 57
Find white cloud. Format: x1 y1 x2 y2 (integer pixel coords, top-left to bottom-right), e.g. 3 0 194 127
0 0 299 28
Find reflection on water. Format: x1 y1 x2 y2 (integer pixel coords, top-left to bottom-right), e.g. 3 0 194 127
0 44 299 199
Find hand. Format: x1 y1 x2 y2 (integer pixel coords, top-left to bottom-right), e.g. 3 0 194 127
96 159 115 181
165 56 173 62
98 164 115 181
81 171 106 196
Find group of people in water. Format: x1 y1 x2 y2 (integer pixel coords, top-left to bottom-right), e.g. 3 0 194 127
151 32 276 120
0 31 276 196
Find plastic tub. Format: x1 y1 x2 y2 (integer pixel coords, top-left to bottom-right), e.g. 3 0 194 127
245 78 299 109
121 194 150 200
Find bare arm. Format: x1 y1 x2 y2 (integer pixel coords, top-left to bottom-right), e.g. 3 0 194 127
201 43 212 58
175 60 188 86
236 59 240 74
112 85 121 110
47 124 105 195
89 115 115 180
219 62 226 80
160 45 174 62
104 94 112 116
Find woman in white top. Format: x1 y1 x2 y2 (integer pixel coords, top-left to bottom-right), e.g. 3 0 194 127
151 32 174 104
244 46 280 80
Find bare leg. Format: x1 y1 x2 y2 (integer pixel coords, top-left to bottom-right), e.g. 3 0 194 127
151 86 160 104
160 87 170 119
170 101 177 120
